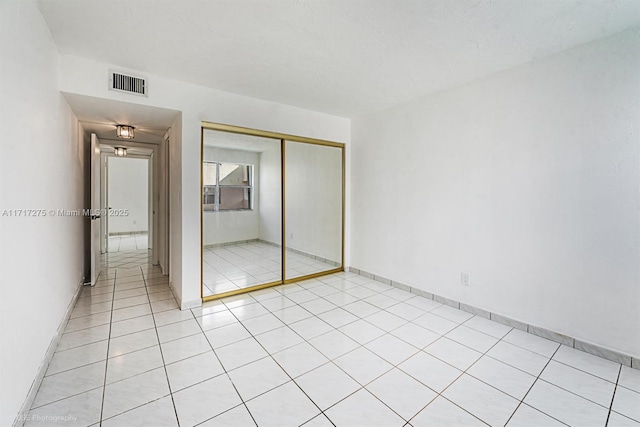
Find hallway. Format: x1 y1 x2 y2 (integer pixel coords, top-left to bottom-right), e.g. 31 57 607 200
24 252 640 426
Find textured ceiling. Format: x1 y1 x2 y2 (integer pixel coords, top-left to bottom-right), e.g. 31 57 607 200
39 0 640 118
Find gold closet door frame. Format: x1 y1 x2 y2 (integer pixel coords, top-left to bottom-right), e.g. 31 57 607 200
200 121 346 302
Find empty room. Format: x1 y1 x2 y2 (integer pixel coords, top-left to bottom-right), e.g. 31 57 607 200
1 0 639 426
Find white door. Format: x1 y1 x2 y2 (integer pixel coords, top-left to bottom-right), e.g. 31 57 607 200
89 133 101 285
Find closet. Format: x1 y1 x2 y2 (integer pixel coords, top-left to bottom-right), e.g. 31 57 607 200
201 122 344 301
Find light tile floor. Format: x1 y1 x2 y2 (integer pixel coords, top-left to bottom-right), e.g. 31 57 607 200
108 233 148 253
25 251 640 426
203 242 338 296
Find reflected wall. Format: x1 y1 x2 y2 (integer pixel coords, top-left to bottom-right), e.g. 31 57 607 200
285 141 343 280
201 130 281 297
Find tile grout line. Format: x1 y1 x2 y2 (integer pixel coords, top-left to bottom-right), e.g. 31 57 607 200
188 298 259 427
539 354 620 385
604 364 623 427
202 279 385 397
300 286 493 424
95 259 169 423
193 270 621 427
502 345 568 426
98 270 118 426
140 266 182 427
211 277 483 423
208 290 492 423
69 287 175 335
203 243 281 294
404 323 507 427
282 281 595 426
217 296 333 426
26 270 115 413
104 270 516 425
270 284 378 390
534 375 621 411
97 327 207 418
446 323 564 396
203 242 335 294
31 288 331 413
221 278 480 424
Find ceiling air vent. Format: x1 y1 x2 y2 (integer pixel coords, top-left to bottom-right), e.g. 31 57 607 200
109 70 148 96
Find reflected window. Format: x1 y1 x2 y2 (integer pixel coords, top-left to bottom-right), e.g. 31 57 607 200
203 162 253 211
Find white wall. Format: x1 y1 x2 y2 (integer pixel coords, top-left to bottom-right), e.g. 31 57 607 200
0 1 86 425
203 147 259 245
168 113 182 302
258 145 282 245
351 28 640 358
108 157 148 234
58 54 350 309
285 142 343 263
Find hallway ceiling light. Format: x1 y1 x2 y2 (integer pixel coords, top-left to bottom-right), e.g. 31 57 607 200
116 125 135 139
114 147 127 157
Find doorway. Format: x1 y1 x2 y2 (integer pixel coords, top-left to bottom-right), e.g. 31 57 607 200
106 156 151 252
89 137 170 278
65 93 178 282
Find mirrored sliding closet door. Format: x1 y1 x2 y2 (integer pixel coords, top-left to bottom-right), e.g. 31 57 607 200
284 140 343 282
201 123 344 301
201 129 282 298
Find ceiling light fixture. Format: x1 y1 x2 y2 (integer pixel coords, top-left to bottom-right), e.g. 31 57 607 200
116 125 135 139
114 147 127 157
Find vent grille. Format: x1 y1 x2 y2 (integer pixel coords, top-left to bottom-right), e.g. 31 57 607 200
109 71 147 96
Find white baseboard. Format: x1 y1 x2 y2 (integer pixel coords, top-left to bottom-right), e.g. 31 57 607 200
13 277 85 427
349 266 639 370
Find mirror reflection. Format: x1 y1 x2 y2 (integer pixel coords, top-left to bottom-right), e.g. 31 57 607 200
202 130 281 297
285 141 343 280
204 162 253 211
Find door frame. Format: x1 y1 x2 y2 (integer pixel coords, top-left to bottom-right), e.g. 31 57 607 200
95 139 169 275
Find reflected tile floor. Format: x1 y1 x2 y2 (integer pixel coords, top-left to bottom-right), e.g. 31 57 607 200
203 241 338 296
25 252 640 426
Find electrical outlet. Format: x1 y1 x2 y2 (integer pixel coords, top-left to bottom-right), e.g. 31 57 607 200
461 272 470 287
